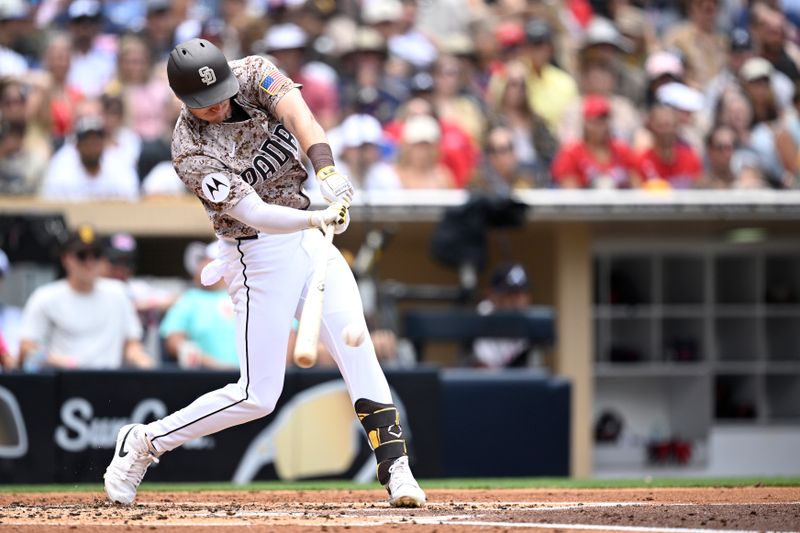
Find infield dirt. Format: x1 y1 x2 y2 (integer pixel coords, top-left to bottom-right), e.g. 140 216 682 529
0 486 798 531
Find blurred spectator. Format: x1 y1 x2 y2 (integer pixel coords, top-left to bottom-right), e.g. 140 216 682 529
328 113 400 191
697 124 768 189
0 120 46 195
101 93 142 171
487 61 557 183
551 95 637 189
385 96 478 187
257 23 340 130
107 35 174 143
0 249 22 369
750 3 800 81
338 26 404 123
432 54 486 145
0 78 52 166
37 33 85 144
66 0 118 98
160 241 237 370
471 125 534 194
471 263 539 369
705 29 794 125
578 16 645 107
559 60 641 144
100 232 177 314
490 18 579 133
643 50 684 108
364 0 437 70
655 81 706 153
141 160 187 197
387 114 455 188
634 105 703 189
18 224 153 370
41 115 140 201
663 0 728 90
614 4 659 70
0 1 29 76
135 0 177 63
699 124 737 189
739 57 798 188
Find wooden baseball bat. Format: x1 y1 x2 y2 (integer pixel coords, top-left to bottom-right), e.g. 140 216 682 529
293 223 336 368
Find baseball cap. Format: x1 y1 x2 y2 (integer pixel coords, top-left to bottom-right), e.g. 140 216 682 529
104 232 137 265
740 57 773 82
261 23 308 53
61 224 102 255
74 115 105 139
656 82 704 112
490 263 529 293
496 21 525 48
0 249 9 278
730 28 753 52
340 114 383 148
525 19 552 44
363 0 403 25
0 0 28 21
402 115 441 144
409 71 434 93
441 33 475 57
583 95 611 119
582 17 632 53
645 51 683 80
68 0 102 20
146 0 170 14
183 240 217 276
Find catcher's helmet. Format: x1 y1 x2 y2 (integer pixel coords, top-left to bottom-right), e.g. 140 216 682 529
167 38 239 108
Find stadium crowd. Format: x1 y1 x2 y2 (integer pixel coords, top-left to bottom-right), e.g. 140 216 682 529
2 0 800 194
4 0 800 371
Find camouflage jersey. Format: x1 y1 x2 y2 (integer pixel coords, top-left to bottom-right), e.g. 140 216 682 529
171 55 309 239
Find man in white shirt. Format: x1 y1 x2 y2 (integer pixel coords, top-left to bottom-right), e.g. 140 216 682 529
65 0 117 98
18 225 154 370
41 116 140 201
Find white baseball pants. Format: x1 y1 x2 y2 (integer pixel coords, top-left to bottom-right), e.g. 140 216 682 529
145 228 392 453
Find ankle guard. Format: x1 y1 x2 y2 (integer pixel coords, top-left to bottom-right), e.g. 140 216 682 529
355 398 407 485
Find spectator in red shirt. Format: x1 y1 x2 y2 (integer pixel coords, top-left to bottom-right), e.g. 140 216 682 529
551 95 637 189
634 105 702 189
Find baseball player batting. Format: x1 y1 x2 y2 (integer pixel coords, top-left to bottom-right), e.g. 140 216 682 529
103 38 425 508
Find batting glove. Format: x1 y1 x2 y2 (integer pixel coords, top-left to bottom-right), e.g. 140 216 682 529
309 201 349 232
317 166 354 205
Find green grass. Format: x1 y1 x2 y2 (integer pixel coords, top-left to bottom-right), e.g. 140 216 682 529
2 477 799 493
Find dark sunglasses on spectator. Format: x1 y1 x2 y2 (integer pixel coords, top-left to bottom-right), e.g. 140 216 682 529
488 144 514 154
711 143 734 151
74 249 100 262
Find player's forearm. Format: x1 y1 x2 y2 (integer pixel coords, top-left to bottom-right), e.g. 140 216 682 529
226 192 313 234
274 89 328 153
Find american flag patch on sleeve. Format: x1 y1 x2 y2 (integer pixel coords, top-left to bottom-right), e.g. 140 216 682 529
259 68 290 95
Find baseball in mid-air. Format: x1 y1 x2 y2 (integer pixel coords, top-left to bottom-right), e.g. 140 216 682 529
342 322 367 347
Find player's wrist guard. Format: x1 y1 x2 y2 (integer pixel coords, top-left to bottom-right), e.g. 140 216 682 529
316 165 337 180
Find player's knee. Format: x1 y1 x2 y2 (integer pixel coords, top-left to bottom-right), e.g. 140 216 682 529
243 394 279 419
355 398 408 486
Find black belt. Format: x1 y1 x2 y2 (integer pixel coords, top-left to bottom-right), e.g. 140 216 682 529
236 234 258 241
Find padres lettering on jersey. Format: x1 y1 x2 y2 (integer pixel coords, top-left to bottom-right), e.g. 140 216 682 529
172 55 309 239
241 124 299 186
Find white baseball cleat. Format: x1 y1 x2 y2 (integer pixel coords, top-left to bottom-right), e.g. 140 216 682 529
103 424 159 505
386 456 426 508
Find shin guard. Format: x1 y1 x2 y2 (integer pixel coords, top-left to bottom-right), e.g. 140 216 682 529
354 398 407 485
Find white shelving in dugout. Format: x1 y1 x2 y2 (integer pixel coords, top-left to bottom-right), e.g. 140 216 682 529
592 242 800 474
